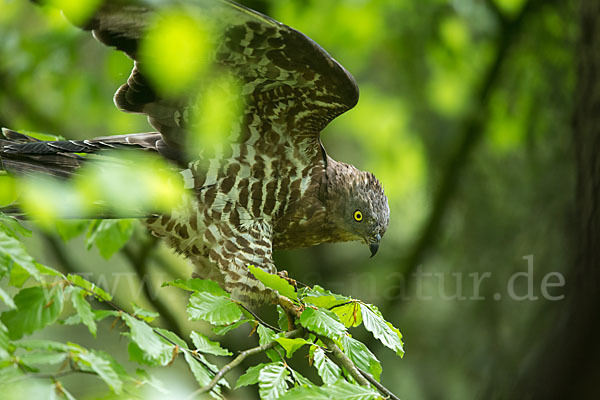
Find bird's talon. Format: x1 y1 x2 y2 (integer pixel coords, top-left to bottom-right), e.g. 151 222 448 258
277 270 289 278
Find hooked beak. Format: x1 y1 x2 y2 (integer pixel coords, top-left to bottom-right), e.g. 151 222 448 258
368 234 381 258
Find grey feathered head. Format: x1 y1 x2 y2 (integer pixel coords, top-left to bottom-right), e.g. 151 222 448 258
325 161 390 256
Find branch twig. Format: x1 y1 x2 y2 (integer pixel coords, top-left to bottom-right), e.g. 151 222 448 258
187 328 305 399
8 367 97 384
357 367 401 400
320 337 401 399
238 303 283 333
317 335 370 387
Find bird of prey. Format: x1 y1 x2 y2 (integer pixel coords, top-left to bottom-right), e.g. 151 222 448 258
0 0 390 305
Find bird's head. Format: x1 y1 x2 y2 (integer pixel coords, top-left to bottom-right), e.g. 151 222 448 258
325 161 390 257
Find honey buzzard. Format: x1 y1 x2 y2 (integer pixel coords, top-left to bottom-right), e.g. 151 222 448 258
0 0 390 305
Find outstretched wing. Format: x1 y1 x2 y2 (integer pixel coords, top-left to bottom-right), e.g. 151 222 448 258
72 0 358 160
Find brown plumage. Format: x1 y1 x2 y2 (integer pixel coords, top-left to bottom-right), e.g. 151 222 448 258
1 0 390 305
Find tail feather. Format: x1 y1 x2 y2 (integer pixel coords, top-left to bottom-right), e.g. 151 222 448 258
0 128 169 220
0 128 169 178
1 129 83 178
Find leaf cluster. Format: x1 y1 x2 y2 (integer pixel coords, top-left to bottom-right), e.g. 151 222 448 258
0 215 403 399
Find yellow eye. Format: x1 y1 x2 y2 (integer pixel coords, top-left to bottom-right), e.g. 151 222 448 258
353 210 363 222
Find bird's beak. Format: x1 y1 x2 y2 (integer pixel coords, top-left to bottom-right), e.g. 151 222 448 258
368 234 381 258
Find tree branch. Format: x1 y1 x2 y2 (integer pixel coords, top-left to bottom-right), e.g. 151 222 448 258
357 367 401 400
187 328 305 399
317 335 370 387
8 367 97 384
238 303 283 333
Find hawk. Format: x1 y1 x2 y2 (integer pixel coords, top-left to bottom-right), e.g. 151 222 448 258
0 0 390 305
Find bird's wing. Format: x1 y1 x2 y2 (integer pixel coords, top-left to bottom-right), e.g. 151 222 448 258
62 0 358 160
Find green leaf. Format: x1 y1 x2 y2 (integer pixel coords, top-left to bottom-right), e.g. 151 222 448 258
288 368 314 388
257 324 277 346
72 346 123 394
34 263 63 277
331 302 362 328
279 379 380 400
60 386 78 400
248 265 297 300
93 310 120 321
212 319 249 335
67 273 112 301
187 292 242 325
93 349 130 378
62 314 81 325
71 287 97 337
0 214 31 238
0 364 23 384
54 220 89 241
277 305 289 331
278 386 329 400
179 344 225 395
162 278 227 296
86 219 135 259
257 324 283 362
190 331 232 356
299 308 346 340
0 230 41 285
154 329 226 392
274 337 311 358
304 294 344 309
339 335 382 382
135 368 168 394
183 351 213 387
8 264 31 288
303 286 352 309
258 362 291 400
14 339 70 352
360 303 404 356
235 363 272 388
20 351 68 366
154 327 188 349
0 286 16 310
128 341 156 366
311 346 342 384
132 303 159 323
121 314 173 365
0 322 10 359
1 286 64 340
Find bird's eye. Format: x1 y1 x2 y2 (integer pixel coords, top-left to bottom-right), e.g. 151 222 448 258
353 210 363 222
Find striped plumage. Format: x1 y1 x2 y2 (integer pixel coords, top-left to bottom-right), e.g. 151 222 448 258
1 0 390 305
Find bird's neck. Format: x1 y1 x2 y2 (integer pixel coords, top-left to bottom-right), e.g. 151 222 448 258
322 157 358 204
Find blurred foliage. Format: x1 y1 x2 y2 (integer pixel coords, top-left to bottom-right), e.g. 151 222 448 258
12 150 187 224
0 0 577 399
140 8 213 96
